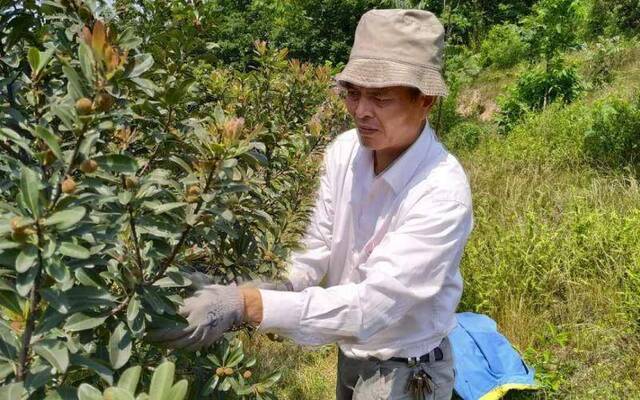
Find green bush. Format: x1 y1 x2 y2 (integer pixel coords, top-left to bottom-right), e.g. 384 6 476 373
583 36 633 87
0 1 347 398
497 59 583 131
585 0 640 37
584 95 640 169
480 23 528 68
442 121 488 152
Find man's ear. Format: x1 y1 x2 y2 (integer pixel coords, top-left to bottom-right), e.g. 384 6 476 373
423 95 437 111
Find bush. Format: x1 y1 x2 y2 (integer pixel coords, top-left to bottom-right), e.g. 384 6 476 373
0 1 348 398
583 36 633 87
497 59 583 131
442 121 488 152
584 95 640 169
480 23 528 68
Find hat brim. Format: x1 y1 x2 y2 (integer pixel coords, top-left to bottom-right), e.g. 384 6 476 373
334 58 448 97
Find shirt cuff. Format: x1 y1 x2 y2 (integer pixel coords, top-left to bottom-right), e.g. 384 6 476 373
258 289 304 332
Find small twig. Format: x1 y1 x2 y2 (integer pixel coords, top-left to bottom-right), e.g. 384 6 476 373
150 160 218 282
121 175 144 272
16 223 45 381
109 296 130 317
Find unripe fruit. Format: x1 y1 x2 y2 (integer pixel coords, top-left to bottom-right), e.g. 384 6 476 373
255 385 266 394
75 97 93 115
187 185 201 196
94 92 114 112
243 370 252 379
215 367 225 377
223 367 233 376
10 217 23 233
42 149 56 166
80 159 98 173
62 177 77 194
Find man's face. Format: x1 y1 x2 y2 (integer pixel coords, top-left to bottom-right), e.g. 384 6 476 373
341 83 436 151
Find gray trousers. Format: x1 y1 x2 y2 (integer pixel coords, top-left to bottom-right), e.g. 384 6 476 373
336 337 455 400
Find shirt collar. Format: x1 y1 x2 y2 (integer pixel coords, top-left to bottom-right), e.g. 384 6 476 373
368 121 437 194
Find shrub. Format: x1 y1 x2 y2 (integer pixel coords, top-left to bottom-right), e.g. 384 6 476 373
584 95 640 169
497 59 583 131
442 121 488 152
583 36 633 87
0 1 347 398
480 23 528 68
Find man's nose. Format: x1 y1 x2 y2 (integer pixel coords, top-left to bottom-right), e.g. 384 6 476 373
355 97 374 119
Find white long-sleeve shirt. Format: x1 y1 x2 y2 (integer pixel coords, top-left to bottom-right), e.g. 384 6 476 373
258 122 473 360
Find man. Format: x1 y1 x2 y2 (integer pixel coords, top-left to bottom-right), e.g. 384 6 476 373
151 9 473 400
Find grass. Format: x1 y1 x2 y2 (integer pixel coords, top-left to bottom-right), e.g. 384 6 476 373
245 40 640 399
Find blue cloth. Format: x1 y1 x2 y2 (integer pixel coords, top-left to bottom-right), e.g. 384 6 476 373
448 312 538 400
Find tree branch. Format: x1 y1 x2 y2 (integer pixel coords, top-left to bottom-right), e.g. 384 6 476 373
16 223 45 381
150 161 218 282
121 175 144 272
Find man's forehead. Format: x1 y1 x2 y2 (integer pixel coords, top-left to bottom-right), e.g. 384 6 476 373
341 82 395 95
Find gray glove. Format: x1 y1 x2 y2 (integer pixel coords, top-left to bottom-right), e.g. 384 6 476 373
146 284 244 351
239 278 294 291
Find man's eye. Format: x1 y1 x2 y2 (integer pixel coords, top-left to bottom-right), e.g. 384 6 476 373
375 97 391 103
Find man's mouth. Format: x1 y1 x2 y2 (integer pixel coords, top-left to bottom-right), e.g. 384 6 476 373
358 126 378 134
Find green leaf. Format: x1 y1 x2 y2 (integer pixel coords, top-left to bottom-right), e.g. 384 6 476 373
131 77 159 96
78 42 95 83
152 202 186 215
0 127 31 153
59 242 90 259
62 66 85 99
64 313 107 331
0 382 26 400
95 154 139 173
15 245 38 273
202 375 219 395
45 259 71 283
0 290 22 315
44 207 86 230
127 54 154 78
51 104 76 130
117 365 141 394
109 323 132 370
103 387 134 400
167 380 188 400
70 354 114 385
77 383 102 400
27 47 40 74
33 339 69 373
126 297 140 323
21 167 42 218
16 268 37 296
27 47 54 77
149 361 175 400
34 125 63 160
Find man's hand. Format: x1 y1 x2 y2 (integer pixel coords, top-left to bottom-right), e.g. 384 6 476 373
146 284 244 351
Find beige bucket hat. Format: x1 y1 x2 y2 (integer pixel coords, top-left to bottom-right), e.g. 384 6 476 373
335 9 448 97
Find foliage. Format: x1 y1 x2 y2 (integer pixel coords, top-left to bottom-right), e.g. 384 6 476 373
0 0 347 398
585 0 640 37
497 59 583 131
480 23 528 68
442 121 487 152
582 36 634 87
522 0 581 62
583 95 640 170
